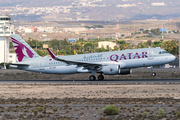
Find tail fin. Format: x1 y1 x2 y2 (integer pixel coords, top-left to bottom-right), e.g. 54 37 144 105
10 34 41 62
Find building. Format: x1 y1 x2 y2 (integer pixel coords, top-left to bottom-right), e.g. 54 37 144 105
31 27 37 32
9 53 17 63
25 28 34 33
37 27 45 32
43 44 49 49
151 2 166 6
63 27 87 33
0 15 14 66
45 27 54 33
98 41 117 49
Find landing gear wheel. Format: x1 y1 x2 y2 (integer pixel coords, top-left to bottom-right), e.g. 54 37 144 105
151 72 156 76
98 75 104 80
89 75 96 81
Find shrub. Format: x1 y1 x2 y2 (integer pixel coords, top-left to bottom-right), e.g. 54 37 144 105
157 109 166 118
37 107 43 112
142 111 149 118
53 106 58 112
135 112 142 118
102 105 119 115
176 111 180 117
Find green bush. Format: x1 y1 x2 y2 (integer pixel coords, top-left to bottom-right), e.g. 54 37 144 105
157 109 166 118
102 105 119 115
135 112 142 118
37 107 43 112
176 111 180 117
142 111 149 118
52 106 58 112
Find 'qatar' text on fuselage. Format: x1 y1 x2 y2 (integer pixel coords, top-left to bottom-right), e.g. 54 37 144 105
110 52 148 62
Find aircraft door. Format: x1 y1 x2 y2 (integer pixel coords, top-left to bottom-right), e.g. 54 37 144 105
39 60 44 70
148 50 153 60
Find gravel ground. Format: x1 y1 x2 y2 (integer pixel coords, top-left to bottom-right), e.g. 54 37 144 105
0 83 178 119
0 69 180 119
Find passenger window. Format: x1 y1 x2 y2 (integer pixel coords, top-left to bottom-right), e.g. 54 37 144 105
159 52 161 54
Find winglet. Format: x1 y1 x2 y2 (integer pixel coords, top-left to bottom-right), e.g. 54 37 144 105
47 48 56 58
74 50 77 55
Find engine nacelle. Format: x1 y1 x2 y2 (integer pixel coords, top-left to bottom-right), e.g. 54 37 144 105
120 69 132 75
101 65 132 75
101 65 120 75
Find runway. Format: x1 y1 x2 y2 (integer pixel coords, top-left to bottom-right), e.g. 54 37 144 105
0 79 179 83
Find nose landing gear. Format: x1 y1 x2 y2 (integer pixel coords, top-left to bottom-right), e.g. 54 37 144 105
151 66 156 76
151 72 156 76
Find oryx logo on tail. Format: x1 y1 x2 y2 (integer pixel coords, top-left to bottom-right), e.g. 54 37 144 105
11 37 34 62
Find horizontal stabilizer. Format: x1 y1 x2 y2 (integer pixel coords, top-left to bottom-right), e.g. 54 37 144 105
11 63 30 66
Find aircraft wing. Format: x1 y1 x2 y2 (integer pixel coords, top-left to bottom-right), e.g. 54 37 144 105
47 48 103 69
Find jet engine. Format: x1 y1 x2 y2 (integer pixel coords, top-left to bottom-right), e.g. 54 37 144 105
101 65 120 75
120 69 132 75
101 65 132 75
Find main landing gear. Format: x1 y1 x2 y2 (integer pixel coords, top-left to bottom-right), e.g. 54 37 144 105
98 74 104 80
89 72 104 81
151 66 156 76
89 75 96 81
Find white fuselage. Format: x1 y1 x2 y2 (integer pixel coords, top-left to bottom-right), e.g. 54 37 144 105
12 48 175 74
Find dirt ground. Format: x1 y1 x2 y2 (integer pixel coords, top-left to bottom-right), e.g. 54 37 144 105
0 83 180 99
0 83 179 119
0 69 180 119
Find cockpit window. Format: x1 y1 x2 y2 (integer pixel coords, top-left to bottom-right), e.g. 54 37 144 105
159 51 168 54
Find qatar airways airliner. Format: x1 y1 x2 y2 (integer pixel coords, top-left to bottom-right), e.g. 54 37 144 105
10 34 175 81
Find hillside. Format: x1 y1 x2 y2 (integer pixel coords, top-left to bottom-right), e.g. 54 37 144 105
1 0 180 21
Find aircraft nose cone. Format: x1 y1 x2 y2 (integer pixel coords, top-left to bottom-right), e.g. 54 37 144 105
171 55 176 61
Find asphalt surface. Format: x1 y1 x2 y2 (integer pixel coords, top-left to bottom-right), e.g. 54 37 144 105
1 68 180 74
0 79 179 83
0 68 180 83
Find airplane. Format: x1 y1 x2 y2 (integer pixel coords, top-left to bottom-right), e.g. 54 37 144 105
10 34 175 81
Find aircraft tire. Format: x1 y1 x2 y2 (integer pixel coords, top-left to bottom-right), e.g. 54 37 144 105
89 75 96 81
98 75 104 80
151 72 156 76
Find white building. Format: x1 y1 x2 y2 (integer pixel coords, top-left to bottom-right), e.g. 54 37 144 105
117 4 136 8
37 27 45 32
9 53 17 63
98 41 117 49
25 28 34 33
0 15 14 65
63 27 88 32
45 27 54 33
151 2 166 6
